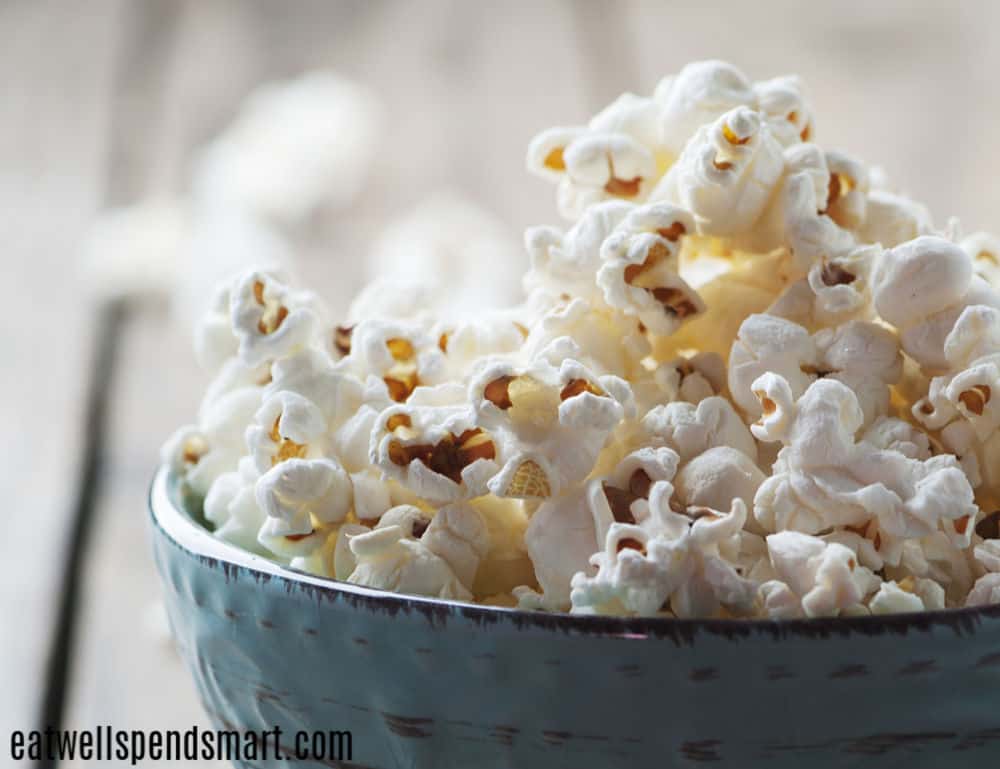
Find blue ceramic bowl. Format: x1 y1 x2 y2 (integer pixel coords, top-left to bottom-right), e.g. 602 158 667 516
150 467 1000 769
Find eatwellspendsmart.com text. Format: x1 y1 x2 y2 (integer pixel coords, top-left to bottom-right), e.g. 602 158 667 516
9 724 352 764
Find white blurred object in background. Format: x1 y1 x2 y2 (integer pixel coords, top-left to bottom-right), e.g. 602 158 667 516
192 72 383 224
80 198 191 300
360 191 526 321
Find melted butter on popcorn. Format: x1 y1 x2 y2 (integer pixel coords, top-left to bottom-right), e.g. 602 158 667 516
167 59 1000 617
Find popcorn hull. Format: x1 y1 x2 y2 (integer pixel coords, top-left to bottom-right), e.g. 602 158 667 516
150 468 1000 769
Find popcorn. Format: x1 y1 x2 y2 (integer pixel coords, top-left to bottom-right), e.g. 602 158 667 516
246 391 329 475
341 502 486 596
752 374 979 549
651 106 784 237
594 203 705 336
768 245 879 330
527 97 660 220
742 143 856 272
230 270 321 367
674 446 765 513
869 581 926 615
162 386 262 497
729 313 900 427
752 74 813 147
571 498 754 617
203 457 267 555
857 190 935 248
166 61 1000 617
519 488 599 611
761 532 869 618
347 514 472 601
520 297 650 381
728 314 818 419
469 351 631 499
961 232 1000 288
657 60 756 156
335 318 447 403
370 395 499 504
643 396 758 464
255 456 352 537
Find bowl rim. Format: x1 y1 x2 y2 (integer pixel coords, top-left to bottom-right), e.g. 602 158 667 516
150 465 1000 640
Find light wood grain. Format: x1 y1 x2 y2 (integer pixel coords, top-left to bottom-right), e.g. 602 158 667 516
0 0 123 734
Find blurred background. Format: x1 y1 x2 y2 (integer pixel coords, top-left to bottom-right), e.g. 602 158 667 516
2 0 998 765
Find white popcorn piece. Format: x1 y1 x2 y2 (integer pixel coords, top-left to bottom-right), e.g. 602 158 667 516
967 573 1000 606
822 151 870 232
974 538 1000 574
656 60 756 156
752 375 979 547
334 318 448 404
961 231 1000 288
265 348 368 436
872 236 973 331
198 356 271 422
744 143 856 272
370 397 499 504
812 320 902 427
419 502 490 589
524 199 633 304
900 277 1000 374
597 203 705 335
255 456 352 537
162 386 262 497
943 304 1000 369
433 316 527 380
571 498 754 618
333 523 371 581
246 390 329 476
588 447 686 549
469 353 632 499
520 297 650 382
349 469 393 521
675 446 766 513
195 282 240 373
633 351 727 411
861 417 932 460
347 523 471 602
869 581 926 615
728 313 818 418
857 190 935 248
730 313 899 428
643 396 758 465
230 270 321 367
753 74 813 147
520 488 600 611
652 106 784 237
203 457 268 555
762 531 867 618
527 94 660 220
770 244 881 332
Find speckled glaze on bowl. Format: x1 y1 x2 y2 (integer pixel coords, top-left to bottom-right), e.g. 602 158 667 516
149 467 1000 769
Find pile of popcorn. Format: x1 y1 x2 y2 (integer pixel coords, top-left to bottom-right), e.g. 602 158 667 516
164 61 1000 619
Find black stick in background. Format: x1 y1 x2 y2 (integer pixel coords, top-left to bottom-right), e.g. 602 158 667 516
34 298 127 769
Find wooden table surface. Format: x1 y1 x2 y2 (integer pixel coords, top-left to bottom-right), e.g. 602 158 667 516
2 1 998 765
